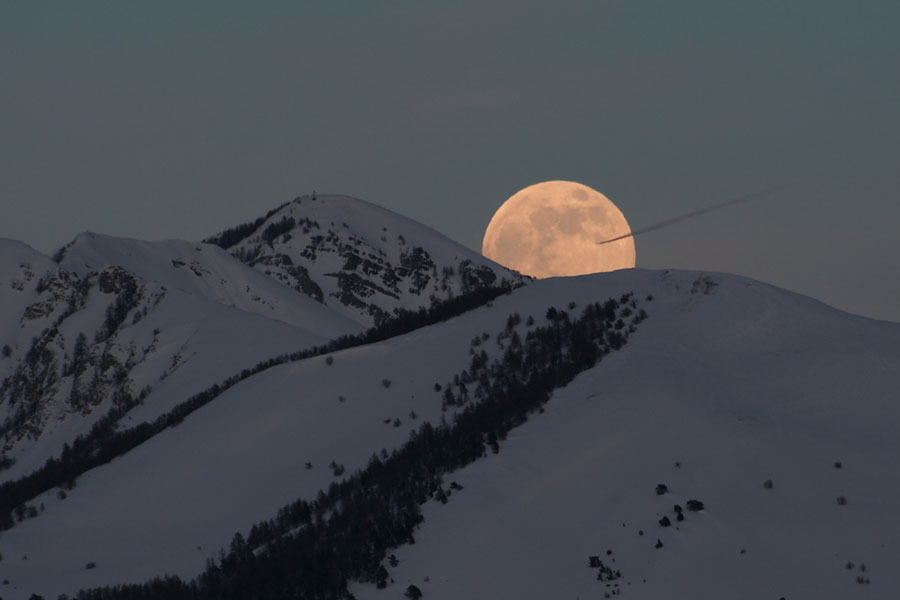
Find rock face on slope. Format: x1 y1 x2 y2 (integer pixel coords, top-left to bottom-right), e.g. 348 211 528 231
205 194 526 327
0 258 153 444
0 241 156 454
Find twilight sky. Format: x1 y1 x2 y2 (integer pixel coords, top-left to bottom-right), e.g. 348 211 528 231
2 1 898 321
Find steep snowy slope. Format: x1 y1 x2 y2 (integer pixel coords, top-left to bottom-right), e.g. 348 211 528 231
0 239 60 372
2 269 899 599
350 271 900 600
208 194 526 326
0 235 363 479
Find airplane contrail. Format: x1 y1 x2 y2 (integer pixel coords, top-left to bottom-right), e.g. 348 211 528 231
597 187 784 246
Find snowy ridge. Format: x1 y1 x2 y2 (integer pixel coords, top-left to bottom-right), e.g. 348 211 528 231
59 232 358 337
212 194 526 326
0 269 898 599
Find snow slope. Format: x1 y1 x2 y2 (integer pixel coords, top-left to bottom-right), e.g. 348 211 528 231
0 239 59 350
2 269 899 599
351 271 900 600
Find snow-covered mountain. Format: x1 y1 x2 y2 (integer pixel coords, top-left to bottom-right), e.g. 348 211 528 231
0 196 521 480
0 234 362 480
352 270 900 600
205 194 525 327
0 264 897 599
0 198 898 600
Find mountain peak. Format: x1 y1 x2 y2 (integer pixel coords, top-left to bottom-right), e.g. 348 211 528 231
207 194 526 326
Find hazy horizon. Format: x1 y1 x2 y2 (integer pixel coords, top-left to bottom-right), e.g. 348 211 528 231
2 1 898 321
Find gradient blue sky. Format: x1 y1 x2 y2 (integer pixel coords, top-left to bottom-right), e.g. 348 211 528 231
2 1 898 321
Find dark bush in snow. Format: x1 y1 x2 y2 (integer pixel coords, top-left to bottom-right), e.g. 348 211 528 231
405 584 423 599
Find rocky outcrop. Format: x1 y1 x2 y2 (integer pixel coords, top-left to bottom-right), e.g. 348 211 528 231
214 194 526 326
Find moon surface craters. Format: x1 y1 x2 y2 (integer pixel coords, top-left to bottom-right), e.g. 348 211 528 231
482 180 635 278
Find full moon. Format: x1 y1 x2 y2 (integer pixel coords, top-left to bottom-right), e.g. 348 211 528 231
482 180 636 278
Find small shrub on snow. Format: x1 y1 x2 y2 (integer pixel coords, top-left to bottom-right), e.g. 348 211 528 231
405 584 423 599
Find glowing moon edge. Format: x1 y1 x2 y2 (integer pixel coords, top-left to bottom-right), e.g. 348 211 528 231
482 180 635 278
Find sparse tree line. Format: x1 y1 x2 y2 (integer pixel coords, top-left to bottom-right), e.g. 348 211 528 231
202 202 290 250
204 200 321 259
66 293 646 600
